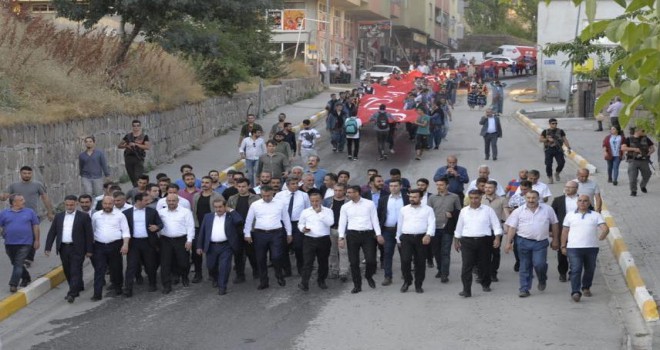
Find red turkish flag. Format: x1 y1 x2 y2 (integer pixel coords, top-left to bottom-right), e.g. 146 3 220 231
357 72 423 124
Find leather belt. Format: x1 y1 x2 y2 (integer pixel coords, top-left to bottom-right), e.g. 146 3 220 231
254 228 281 234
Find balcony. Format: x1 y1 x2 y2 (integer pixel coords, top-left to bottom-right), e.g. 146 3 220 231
347 0 391 20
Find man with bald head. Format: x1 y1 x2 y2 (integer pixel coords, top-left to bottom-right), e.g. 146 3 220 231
158 194 195 294
90 196 130 301
573 169 602 213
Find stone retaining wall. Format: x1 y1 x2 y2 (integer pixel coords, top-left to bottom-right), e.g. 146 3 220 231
0 77 323 209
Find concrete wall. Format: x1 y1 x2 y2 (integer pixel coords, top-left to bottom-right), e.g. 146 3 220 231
537 0 624 101
0 78 323 210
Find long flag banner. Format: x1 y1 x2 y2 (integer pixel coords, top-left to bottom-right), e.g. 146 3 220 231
357 70 424 124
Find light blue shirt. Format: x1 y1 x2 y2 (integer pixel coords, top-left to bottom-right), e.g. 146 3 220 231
384 194 404 227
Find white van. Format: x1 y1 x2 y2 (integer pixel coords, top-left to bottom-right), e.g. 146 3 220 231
485 45 537 60
437 52 485 66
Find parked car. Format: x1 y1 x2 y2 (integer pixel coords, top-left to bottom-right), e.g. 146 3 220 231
359 65 403 84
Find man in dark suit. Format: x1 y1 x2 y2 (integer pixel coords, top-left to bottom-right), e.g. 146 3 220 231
197 198 243 295
479 108 503 161
122 193 163 296
551 180 579 282
362 174 390 268
45 195 94 303
377 179 409 286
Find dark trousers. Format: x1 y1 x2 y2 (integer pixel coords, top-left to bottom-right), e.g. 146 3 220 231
376 131 388 157
124 154 145 187
291 222 304 275
483 133 498 159
424 243 433 264
431 229 453 277
459 237 492 294
557 249 569 275
253 230 285 285
234 225 258 279
92 240 123 296
160 236 189 287
400 234 426 287
346 230 377 288
5 244 31 286
190 228 203 276
387 127 396 150
381 228 397 279
124 238 157 290
206 242 233 291
301 235 331 286
489 235 501 277
60 243 85 296
544 147 565 177
347 138 360 158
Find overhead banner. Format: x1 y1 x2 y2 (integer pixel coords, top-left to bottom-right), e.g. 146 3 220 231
358 21 392 38
357 71 424 124
282 9 305 31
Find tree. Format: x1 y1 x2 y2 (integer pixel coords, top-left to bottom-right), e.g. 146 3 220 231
543 0 659 135
464 0 539 42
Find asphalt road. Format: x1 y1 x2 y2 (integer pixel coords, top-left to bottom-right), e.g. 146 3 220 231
0 77 630 350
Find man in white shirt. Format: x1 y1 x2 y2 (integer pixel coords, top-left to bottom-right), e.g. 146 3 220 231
158 194 195 294
156 184 191 211
90 196 130 301
514 169 552 203
504 191 559 298
396 190 435 293
275 177 311 276
376 179 408 286
297 192 334 291
466 165 506 197
454 190 503 297
239 129 266 186
561 194 609 302
338 185 384 294
244 186 292 290
113 191 133 212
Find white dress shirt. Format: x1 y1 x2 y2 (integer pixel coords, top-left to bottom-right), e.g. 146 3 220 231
158 206 195 242
396 204 436 243
565 194 578 213
132 207 148 238
274 189 310 221
514 181 552 199
211 214 227 242
337 198 382 238
505 203 558 241
62 211 76 243
455 205 503 238
92 210 130 243
244 199 292 237
298 207 334 237
156 196 191 211
486 117 497 133
384 194 404 227
116 203 133 212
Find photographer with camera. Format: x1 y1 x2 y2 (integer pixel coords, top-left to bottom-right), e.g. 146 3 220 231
432 155 470 204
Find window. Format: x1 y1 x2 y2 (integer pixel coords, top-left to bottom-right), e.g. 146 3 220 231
332 8 341 37
32 4 56 13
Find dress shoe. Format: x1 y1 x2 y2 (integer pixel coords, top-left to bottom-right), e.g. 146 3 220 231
350 287 361 294
631 191 637 196
641 187 648 193
135 275 144 285
381 278 392 286
458 291 471 298
211 280 218 288
571 293 581 302
519 291 531 298
613 181 618 186
181 277 190 287
123 290 133 298
20 278 31 287
9 285 17 293
538 282 546 291
339 275 348 283
415 286 424 294
162 286 172 294
485 156 489 160
482 286 492 292
435 272 442 278
106 288 122 297
366 278 376 289
493 157 497 161
148 285 158 292
298 283 309 292
317 281 328 290
257 283 269 290
400 282 410 293
582 289 593 297
91 295 102 301
440 276 449 284
277 277 286 287
233 276 246 284
559 274 567 282
66 295 75 303
218 289 227 296
191 275 203 284
594 129 603 132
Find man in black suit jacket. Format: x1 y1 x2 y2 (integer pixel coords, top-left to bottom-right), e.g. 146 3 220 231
376 180 409 286
122 193 163 296
45 195 94 303
362 174 390 269
479 108 503 160
550 180 579 282
196 198 243 295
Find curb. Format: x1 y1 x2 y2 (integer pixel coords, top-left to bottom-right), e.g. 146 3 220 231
514 110 597 174
516 109 659 322
0 266 65 322
0 109 327 323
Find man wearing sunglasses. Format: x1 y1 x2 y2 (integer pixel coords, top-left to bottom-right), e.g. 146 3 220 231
539 118 572 184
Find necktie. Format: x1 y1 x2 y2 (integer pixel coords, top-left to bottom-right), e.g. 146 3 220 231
288 191 295 218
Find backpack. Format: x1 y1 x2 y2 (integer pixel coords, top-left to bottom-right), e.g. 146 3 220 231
344 118 358 135
376 112 389 130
